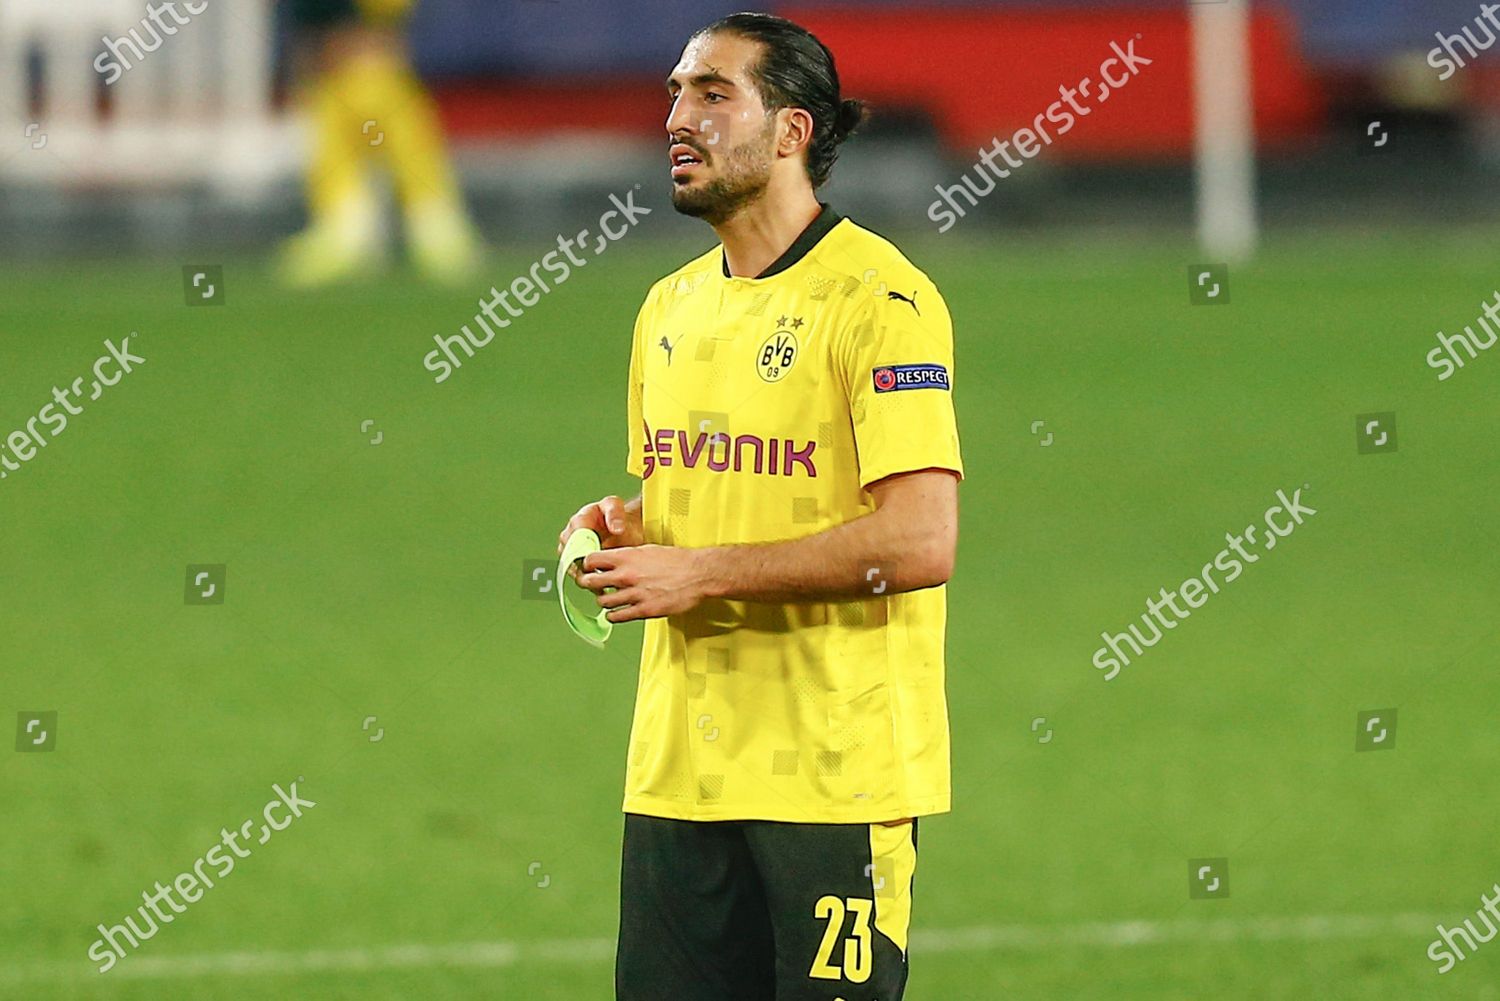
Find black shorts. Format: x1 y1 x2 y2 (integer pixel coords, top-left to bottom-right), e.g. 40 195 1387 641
616 812 920 1001
286 0 359 29
286 0 410 29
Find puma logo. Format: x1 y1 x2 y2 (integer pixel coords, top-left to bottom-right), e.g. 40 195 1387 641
887 290 919 315
659 334 684 364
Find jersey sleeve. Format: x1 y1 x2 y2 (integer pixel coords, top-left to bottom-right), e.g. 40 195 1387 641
625 293 650 478
835 277 964 491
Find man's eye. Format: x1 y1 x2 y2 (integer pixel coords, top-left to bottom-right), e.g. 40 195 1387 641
705 93 725 103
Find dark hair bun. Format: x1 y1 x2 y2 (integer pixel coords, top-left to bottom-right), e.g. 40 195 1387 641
833 98 867 142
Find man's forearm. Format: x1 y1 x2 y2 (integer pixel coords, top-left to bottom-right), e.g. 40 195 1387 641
696 505 947 604
583 471 957 620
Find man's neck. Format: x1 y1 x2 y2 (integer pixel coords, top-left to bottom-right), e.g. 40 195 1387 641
714 188 824 278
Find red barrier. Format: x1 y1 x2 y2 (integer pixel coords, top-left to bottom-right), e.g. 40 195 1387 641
783 5 1325 157
434 6 1325 160
434 79 666 144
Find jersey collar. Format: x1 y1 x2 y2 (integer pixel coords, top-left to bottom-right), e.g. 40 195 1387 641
720 203 844 280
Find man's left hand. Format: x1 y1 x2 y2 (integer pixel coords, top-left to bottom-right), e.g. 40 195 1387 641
578 545 717 622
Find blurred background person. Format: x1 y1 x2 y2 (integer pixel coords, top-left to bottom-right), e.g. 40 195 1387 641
278 0 483 287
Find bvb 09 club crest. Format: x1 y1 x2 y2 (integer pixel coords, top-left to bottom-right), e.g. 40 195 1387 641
757 318 800 383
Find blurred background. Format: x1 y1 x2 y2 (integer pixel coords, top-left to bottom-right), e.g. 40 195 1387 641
2 0 1500 252
4 2 1499 1000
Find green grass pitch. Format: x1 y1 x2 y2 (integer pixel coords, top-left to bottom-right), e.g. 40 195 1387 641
1 227 1497 999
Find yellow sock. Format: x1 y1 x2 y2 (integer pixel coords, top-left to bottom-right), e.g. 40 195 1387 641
301 65 378 226
332 50 464 213
294 46 479 282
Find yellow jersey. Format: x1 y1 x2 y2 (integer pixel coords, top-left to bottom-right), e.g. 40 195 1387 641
622 206 963 823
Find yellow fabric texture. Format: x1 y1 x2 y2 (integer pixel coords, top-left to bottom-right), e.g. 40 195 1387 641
869 819 917 955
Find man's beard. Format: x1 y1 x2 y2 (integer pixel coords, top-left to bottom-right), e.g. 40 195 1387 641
671 129 774 225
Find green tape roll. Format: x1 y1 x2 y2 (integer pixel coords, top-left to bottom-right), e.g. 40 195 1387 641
557 528 613 648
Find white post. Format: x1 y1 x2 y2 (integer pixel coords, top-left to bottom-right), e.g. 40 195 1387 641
1190 0 1258 263
0 16 25 143
224 0 273 121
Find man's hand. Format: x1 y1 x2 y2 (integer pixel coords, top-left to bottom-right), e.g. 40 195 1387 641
558 495 644 553
577 544 717 623
558 495 645 585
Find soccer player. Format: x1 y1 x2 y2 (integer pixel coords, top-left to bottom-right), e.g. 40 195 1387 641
558 13 962 1000
277 0 483 286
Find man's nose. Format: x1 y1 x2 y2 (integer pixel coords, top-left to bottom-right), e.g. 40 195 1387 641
665 97 698 139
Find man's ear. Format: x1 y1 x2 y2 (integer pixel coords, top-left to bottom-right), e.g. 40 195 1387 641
777 107 815 161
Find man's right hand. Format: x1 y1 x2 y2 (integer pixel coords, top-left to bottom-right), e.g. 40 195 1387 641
558 495 645 562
